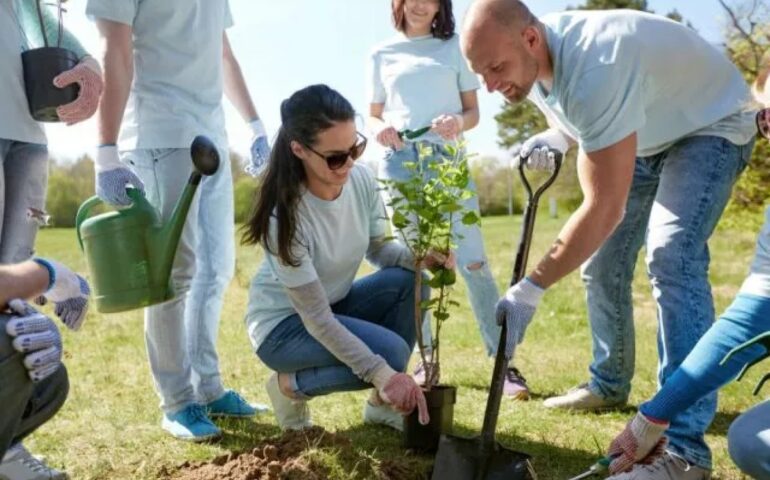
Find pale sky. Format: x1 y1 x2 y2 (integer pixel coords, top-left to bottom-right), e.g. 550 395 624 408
45 0 729 163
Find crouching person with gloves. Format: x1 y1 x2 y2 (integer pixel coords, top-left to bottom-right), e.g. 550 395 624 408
0 259 90 480
243 85 445 430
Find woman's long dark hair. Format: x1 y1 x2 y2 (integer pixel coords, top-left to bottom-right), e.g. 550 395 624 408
242 84 356 266
392 0 455 40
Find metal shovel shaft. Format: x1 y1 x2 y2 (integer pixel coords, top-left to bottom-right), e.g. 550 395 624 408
478 154 563 457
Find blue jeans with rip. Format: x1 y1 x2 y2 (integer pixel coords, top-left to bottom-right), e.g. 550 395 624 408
0 139 48 264
256 267 427 397
581 135 754 469
379 142 501 357
122 146 235 414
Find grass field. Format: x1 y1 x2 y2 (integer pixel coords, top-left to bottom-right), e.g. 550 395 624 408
25 214 763 479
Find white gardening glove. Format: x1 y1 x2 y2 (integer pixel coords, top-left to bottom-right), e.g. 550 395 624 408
246 118 271 176
33 258 90 331
495 277 544 360
607 412 670 474
5 300 63 383
95 145 146 206
430 113 464 140
513 128 571 170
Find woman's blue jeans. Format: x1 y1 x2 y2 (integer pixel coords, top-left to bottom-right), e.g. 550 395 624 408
256 267 427 397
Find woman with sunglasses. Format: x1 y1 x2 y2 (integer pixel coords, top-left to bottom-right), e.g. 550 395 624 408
243 84 456 430
367 0 530 398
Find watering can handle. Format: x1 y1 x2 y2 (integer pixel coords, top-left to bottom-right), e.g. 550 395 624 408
75 189 148 251
75 195 104 251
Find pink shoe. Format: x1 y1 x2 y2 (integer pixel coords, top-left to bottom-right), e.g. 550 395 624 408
503 367 530 400
412 360 440 386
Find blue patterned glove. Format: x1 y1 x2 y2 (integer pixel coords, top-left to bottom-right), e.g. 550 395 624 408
34 258 90 331
495 277 544 359
5 300 63 383
246 119 271 176
95 145 145 206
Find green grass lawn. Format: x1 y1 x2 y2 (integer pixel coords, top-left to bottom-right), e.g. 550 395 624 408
27 215 762 479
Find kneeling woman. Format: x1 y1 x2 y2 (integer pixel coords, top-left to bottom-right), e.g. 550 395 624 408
243 85 449 430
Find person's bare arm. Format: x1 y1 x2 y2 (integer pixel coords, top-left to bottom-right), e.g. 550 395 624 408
222 32 260 122
528 133 637 288
95 19 134 145
0 262 50 307
458 90 480 131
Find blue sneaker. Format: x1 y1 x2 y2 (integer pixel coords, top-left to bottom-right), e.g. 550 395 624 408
205 389 269 418
161 404 221 442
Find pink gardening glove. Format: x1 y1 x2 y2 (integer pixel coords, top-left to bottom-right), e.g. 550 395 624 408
607 412 670 474
430 113 464 140
53 56 103 125
379 373 430 425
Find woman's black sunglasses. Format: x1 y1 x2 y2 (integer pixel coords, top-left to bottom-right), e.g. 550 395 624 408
303 132 368 170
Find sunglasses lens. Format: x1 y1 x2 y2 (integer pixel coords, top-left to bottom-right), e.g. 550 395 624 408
326 154 349 170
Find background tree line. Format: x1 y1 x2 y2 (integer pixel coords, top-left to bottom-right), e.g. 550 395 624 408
45 0 767 228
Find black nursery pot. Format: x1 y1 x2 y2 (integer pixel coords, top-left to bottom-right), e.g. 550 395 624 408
403 385 456 452
22 47 80 122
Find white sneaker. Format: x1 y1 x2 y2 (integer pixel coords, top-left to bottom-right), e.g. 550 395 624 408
363 400 404 431
607 451 711 480
265 373 312 431
543 383 626 411
0 444 68 480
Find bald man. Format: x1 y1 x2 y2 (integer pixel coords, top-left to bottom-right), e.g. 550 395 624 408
462 1 757 479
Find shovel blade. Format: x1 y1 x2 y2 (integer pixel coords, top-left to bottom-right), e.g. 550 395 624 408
431 435 535 480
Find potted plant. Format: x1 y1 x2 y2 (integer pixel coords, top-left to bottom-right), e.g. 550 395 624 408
18 0 80 122
379 141 480 452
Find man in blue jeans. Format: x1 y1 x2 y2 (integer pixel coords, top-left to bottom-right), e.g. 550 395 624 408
86 0 271 442
462 0 757 478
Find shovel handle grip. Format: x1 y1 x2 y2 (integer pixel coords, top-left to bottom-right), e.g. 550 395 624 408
510 150 563 286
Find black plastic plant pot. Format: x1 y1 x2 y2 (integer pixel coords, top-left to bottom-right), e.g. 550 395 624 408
403 385 456 452
22 47 80 122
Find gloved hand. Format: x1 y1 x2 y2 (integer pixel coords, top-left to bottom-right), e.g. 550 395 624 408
53 56 103 125
495 277 544 359
33 258 90 331
758 108 769 140
378 372 430 425
513 128 571 170
245 118 271 176
607 412 670 474
431 113 464 140
5 300 63 383
95 145 145 206
375 125 404 150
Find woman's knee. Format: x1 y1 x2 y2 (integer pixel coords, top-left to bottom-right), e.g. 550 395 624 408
377 334 412 373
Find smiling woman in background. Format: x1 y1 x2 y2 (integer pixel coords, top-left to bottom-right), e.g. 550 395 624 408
366 0 531 399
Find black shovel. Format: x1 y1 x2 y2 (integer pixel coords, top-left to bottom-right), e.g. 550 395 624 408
431 150 563 480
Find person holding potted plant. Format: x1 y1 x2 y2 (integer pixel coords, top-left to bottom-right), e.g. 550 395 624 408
244 84 453 431
1 0 102 263
367 0 531 399
0 2 100 478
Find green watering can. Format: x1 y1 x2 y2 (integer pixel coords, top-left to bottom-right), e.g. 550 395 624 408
76 136 220 313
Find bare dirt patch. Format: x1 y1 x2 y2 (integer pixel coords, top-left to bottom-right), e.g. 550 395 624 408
161 426 426 480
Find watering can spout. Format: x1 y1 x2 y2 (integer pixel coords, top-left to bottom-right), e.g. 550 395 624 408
153 136 220 288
